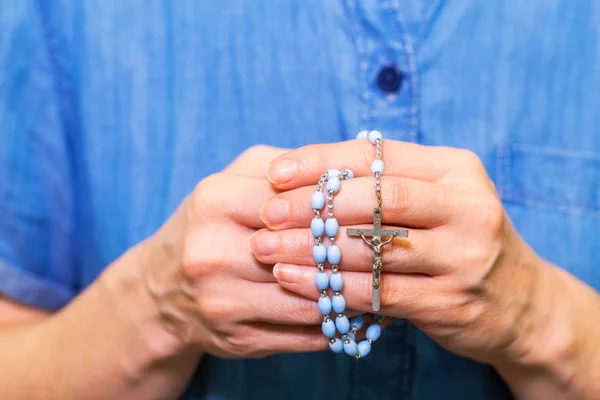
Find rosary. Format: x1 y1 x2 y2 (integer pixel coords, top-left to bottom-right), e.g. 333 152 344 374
311 130 408 358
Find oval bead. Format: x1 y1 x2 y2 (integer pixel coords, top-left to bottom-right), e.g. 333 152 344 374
344 169 355 179
311 218 325 237
335 315 350 334
356 130 369 140
327 244 341 265
366 323 382 342
322 319 336 338
332 294 346 314
311 191 325 210
329 272 343 291
318 296 332 315
343 339 358 356
358 340 372 357
325 218 339 238
313 245 327 263
326 177 341 194
371 159 384 175
347 332 356 341
315 271 329 290
368 130 383 144
326 169 341 179
329 338 343 353
350 315 365 330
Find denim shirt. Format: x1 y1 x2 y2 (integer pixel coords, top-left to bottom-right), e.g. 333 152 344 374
1 1 599 399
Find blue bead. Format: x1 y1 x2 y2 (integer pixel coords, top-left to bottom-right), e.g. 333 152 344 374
313 244 327 263
343 339 358 356
335 315 350 334
327 244 341 265
332 294 346 314
345 169 355 179
368 130 383 144
318 296 332 315
329 338 343 353
322 319 336 338
311 191 325 210
366 323 382 342
329 272 343 291
358 340 371 357
371 159 384 175
347 332 356 341
311 218 325 237
350 315 365 330
326 169 341 179
325 218 339 238
326 177 341 194
356 130 368 140
315 271 329 290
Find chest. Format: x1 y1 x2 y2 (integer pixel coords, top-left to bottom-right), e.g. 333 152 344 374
53 0 600 290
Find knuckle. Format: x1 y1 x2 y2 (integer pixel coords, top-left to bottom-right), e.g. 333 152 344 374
295 296 321 324
472 198 505 238
306 332 329 351
181 231 229 279
197 295 234 327
379 282 398 309
379 280 403 310
243 144 271 158
220 333 250 357
383 177 410 214
276 294 320 324
189 173 223 219
283 229 311 254
302 230 316 254
459 149 484 169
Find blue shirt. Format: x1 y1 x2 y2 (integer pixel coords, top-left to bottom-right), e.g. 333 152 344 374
2 1 599 399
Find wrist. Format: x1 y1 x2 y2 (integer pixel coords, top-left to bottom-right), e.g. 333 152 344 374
99 238 200 381
493 258 600 398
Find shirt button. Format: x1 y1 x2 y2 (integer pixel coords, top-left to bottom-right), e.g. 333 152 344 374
376 66 404 93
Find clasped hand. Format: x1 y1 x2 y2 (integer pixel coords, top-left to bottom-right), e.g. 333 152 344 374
251 139 564 368
146 139 596 377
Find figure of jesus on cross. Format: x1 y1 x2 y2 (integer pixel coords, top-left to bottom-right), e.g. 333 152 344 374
347 207 408 312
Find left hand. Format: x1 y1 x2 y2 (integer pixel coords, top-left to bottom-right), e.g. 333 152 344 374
249 139 571 366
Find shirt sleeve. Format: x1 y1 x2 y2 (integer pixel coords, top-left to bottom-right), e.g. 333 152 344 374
0 1 77 311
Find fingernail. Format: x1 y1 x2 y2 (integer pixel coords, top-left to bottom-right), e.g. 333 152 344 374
267 159 298 184
261 198 289 226
273 263 302 284
249 231 279 256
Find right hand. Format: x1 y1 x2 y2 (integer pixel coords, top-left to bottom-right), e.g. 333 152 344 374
141 145 328 359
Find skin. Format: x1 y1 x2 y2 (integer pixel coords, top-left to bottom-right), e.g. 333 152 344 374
251 139 600 400
0 145 329 400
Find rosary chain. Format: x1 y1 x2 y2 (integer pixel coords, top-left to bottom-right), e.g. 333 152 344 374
327 190 335 218
375 138 383 209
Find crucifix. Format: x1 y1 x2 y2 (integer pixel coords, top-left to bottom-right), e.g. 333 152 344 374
347 207 408 312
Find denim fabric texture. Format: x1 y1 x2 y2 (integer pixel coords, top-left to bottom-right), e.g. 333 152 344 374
1 1 599 399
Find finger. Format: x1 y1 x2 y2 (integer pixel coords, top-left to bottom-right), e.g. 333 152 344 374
242 323 329 355
250 227 450 275
225 145 291 177
260 176 453 230
244 283 363 325
190 174 276 228
266 140 465 190
272 263 435 319
184 225 276 283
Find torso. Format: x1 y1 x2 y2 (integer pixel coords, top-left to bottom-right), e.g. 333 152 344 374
38 1 600 398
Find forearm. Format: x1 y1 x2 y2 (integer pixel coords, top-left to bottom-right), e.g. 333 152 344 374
0 243 202 400
494 261 600 400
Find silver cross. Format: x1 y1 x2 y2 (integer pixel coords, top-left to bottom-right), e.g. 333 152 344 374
347 208 408 312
